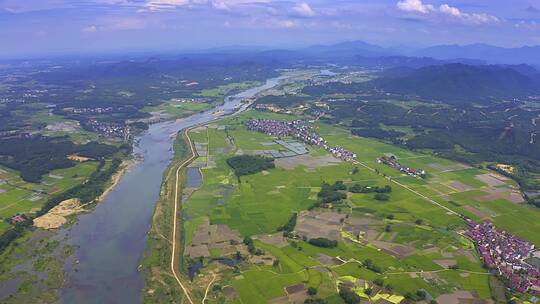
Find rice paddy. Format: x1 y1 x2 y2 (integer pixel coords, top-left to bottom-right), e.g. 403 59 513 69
181 110 537 303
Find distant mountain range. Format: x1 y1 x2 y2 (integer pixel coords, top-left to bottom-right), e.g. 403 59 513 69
302 41 394 58
171 42 540 104
312 41 540 66
412 44 540 66
372 63 540 103
196 41 540 67
6 40 539 68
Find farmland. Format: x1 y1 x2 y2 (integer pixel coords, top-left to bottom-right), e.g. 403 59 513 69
141 98 213 120
141 81 263 120
175 109 539 303
0 162 98 234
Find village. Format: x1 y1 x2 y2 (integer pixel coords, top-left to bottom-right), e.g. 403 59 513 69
246 119 356 161
377 155 426 178
62 106 115 114
83 119 131 139
466 219 540 295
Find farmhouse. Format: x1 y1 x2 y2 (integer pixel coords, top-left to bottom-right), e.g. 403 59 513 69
9 214 27 225
466 219 540 294
377 155 426 177
246 119 356 161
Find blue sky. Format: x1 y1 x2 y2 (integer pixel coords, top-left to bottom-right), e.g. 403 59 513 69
1 0 540 58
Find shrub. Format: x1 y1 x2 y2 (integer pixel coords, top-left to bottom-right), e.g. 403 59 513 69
374 193 390 201
339 288 361 304
227 155 275 177
308 238 338 248
278 213 297 233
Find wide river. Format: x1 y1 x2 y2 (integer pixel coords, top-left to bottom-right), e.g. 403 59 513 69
60 76 284 304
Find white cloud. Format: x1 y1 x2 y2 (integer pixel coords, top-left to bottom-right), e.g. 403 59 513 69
514 20 539 30
439 4 460 17
112 18 145 30
438 4 499 24
137 0 271 12
292 2 315 17
397 1 499 25
397 0 434 14
212 1 231 10
276 19 297 28
81 25 98 33
79 19 146 32
144 0 189 11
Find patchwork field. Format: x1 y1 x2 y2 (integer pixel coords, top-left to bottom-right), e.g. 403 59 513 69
0 162 98 233
177 110 539 303
314 123 540 246
142 99 213 119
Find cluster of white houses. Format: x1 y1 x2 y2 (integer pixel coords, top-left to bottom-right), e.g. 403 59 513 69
246 119 356 161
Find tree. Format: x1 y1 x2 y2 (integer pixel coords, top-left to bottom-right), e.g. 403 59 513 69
278 213 297 233
375 185 392 193
273 259 280 267
308 238 338 248
363 259 383 273
227 155 275 177
364 259 373 268
243 236 256 254
307 287 318 296
339 288 361 304
374 278 384 286
416 290 427 300
374 193 390 201
304 299 327 304
415 219 423 225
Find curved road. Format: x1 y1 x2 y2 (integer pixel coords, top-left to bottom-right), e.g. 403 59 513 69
171 127 198 304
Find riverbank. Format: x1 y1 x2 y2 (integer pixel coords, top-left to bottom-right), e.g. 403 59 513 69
94 159 132 203
0 76 285 304
31 159 132 230
141 127 198 303
139 78 287 303
58 76 285 303
0 157 132 302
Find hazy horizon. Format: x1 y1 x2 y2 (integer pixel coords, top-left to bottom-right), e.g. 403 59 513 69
1 0 540 59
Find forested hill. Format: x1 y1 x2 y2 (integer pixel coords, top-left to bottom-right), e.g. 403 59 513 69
373 63 540 103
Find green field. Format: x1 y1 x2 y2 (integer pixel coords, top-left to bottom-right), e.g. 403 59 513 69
178 110 537 303
142 99 212 118
141 81 262 119
0 162 98 233
198 81 262 97
313 123 540 245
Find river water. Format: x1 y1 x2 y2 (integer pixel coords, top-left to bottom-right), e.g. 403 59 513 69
60 76 284 304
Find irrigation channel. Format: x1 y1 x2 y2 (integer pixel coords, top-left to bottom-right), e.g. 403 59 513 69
59 76 285 304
